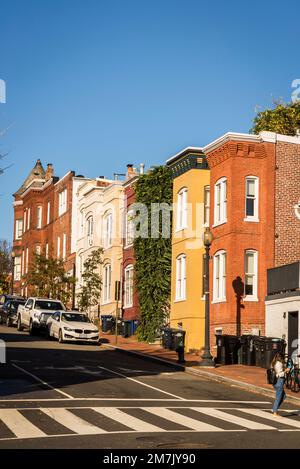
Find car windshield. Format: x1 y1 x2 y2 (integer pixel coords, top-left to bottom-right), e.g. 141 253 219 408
35 301 64 311
61 313 90 323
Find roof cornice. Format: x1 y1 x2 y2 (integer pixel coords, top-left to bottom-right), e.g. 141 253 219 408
166 146 203 165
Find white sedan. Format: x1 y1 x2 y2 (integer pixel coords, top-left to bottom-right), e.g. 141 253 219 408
46 311 100 344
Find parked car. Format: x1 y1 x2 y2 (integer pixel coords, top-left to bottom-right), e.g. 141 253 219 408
0 298 26 327
0 294 24 314
17 297 66 335
46 311 100 344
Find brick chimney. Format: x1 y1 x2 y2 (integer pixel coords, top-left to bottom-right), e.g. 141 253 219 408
126 164 134 180
45 163 54 181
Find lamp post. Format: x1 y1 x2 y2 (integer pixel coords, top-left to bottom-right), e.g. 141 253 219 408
11 250 16 295
199 227 215 367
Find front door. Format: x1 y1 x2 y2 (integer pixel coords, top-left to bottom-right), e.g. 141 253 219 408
288 311 299 359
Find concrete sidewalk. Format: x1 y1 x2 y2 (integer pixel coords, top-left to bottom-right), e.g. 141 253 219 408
100 331 300 406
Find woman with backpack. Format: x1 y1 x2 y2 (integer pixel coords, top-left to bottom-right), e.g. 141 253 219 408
271 353 290 417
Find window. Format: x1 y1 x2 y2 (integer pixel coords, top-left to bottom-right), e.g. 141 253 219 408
175 254 186 301
45 243 49 259
63 234 67 259
103 264 111 303
24 211 27 232
47 202 51 225
27 208 31 230
126 210 135 246
245 177 259 221
124 265 134 308
37 206 42 229
213 250 226 302
214 178 227 225
176 188 188 230
36 245 41 255
103 212 113 249
87 216 93 246
25 248 29 274
57 237 61 258
204 186 210 226
245 250 258 300
58 189 67 216
14 256 21 281
15 219 23 240
22 250 25 276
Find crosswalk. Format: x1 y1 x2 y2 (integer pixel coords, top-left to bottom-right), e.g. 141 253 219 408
0 406 300 440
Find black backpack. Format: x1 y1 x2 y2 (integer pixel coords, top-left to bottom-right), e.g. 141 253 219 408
267 368 277 385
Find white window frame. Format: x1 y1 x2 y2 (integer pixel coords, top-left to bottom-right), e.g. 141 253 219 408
125 210 135 247
213 178 227 226
45 243 49 259
175 254 186 301
124 264 134 308
37 206 42 229
27 208 31 230
63 234 67 259
14 256 21 281
25 248 29 274
244 176 259 222
176 188 188 231
204 185 210 227
36 245 41 255
47 202 51 225
23 211 27 233
87 216 93 246
213 250 226 303
15 219 23 240
57 236 61 258
22 250 25 276
103 212 113 249
244 250 258 301
58 189 67 216
103 263 112 304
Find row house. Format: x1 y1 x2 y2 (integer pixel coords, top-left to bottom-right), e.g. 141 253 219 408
12 159 90 297
166 148 210 352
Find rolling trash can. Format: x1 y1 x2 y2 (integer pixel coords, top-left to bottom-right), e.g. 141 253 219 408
101 315 113 333
161 328 173 350
216 335 226 365
263 338 286 369
121 320 132 338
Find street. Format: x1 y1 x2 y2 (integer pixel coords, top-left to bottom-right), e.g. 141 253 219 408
0 325 300 449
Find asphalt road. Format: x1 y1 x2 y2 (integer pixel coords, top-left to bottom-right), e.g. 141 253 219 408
0 324 300 449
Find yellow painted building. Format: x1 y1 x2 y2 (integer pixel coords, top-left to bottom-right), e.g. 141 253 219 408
166 148 210 353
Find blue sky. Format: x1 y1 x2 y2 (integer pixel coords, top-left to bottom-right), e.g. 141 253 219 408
0 0 299 241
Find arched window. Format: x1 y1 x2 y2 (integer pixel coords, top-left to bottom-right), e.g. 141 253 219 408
214 178 227 225
176 188 188 230
175 254 186 301
124 264 134 308
87 215 94 246
245 176 259 222
103 263 112 303
103 211 113 249
213 250 226 302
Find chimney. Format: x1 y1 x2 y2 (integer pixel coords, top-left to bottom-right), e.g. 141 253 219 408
140 163 145 175
45 163 54 181
126 164 134 180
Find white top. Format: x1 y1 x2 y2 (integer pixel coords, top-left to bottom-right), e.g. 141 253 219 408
274 361 285 378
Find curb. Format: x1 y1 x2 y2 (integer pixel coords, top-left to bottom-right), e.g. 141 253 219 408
104 342 300 407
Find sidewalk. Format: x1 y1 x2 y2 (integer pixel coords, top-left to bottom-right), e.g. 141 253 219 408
100 332 300 406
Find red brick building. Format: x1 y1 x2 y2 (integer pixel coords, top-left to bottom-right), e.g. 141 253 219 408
12 160 78 297
121 164 142 320
203 131 300 349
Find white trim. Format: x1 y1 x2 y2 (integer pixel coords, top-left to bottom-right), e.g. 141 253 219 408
54 171 73 186
203 132 261 154
176 187 188 231
245 176 259 222
124 264 134 308
214 178 227 226
166 146 203 164
13 201 23 207
213 250 226 302
244 250 258 300
175 254 186 301
266 295 300 306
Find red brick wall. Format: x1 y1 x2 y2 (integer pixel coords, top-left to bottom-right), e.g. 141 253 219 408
122 181 140 320
206 140 276 350
275 141 300 266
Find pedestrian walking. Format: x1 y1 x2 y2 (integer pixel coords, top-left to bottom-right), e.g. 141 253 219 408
271 353 289 417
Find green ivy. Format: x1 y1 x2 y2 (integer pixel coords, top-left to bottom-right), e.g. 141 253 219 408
251 100 300 135
134 166 173 343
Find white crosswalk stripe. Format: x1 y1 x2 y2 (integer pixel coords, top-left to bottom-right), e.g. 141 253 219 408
0 406 300 440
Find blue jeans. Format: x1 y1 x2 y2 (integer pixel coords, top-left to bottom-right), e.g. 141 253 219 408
272 377 286 413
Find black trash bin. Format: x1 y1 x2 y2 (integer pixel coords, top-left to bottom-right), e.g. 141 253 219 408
226 336 241 365
253 336 264 367
121 320 132 338
216 335 226 365
240 335 255 366
101 315 113 332
263 338 286 369
161 328 173 349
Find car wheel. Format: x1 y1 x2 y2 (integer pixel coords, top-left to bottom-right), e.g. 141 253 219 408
29 321 36 336
17 317 24 331
58 329 64 343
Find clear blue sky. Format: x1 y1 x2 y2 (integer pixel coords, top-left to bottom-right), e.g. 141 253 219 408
0 0 299 241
